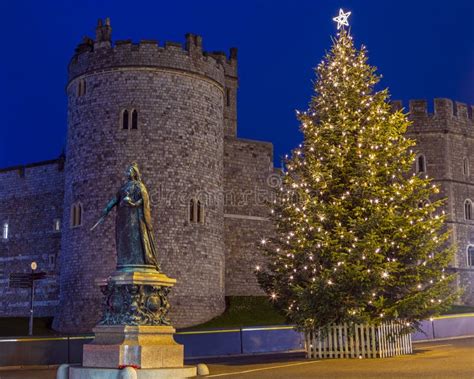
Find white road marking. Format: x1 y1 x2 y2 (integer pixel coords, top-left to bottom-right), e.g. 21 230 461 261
207 360 321 377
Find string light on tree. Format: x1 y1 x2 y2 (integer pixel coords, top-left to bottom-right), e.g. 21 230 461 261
256 10 457 333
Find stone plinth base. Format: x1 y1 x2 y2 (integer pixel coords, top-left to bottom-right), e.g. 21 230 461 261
67 267 195 377
83 325 183 369
96 270 176 327
69 365 197 379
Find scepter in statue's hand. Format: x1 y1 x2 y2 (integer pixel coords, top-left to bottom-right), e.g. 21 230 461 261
90 216 106 231
90 192 123 231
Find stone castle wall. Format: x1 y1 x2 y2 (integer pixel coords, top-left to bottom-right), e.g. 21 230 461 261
223 137 275 295
399 98 474 304
0 160 64 316
53 27 240 333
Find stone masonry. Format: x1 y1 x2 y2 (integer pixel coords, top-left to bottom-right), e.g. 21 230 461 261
394 99 474 304
0 20 473 332
0 159 64 316
48 19 275 333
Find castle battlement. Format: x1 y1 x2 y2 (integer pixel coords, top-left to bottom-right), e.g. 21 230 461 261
392 98 474 132
68 19 237 86
0 157 64 178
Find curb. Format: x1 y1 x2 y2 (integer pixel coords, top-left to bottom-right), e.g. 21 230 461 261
413 335 474 343
0 364 60 371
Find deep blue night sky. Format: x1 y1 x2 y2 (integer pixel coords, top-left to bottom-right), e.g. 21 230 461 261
0 0 473 168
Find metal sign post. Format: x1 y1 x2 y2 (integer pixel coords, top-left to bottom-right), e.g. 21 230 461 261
9 261 46 336
28 262 37 336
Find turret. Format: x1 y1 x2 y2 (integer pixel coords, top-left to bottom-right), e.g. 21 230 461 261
53 19 234 333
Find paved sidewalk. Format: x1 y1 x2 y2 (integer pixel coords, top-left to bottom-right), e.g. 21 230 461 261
0 338 472 378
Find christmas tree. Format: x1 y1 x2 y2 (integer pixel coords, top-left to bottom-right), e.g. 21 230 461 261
257 12 458 332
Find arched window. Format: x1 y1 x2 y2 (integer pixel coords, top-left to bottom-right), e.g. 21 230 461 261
2 222 9 240
71 203 83 227
463 157 470 177
77 79 86 97
189 198 204 224
468 246 474 267
189 199 195 222
464 199 472 221
122 110 129 130
131 109 138 129
416 154 426 173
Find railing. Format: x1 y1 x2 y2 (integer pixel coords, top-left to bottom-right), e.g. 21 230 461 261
305 322 413 359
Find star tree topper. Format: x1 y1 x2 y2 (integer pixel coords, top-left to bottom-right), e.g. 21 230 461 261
333 8 351 30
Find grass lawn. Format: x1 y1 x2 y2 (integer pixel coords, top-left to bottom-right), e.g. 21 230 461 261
0 298 473 336
183 296 286 330
443 304 474 315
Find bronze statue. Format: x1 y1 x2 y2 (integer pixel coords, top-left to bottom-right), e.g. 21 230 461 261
92 163 160 271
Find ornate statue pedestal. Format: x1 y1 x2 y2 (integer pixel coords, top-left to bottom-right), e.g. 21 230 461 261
82 325 184 369
67 269 197 378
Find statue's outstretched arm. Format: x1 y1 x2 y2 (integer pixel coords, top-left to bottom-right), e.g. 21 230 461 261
102 196 119 217
90 195 119 231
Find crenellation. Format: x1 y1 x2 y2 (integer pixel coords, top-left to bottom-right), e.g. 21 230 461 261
68 34 228 88
390 100 403 112
185 33 202 56
229 47 238 61
454 101 466 118
115 39 132 47
94 17 112 50
393 99 474 132
207 51 227 63
0 158 64 178
140 39 158 45
409 99 428 116
434 98 454 118
164 41 183 50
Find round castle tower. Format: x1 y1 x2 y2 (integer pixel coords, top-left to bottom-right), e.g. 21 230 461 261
53 19 238 332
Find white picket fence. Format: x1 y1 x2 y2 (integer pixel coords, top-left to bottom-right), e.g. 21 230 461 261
305 321 413 359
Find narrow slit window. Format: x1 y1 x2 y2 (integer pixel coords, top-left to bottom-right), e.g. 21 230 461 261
468 246 474 267
77 79 86 96
2 222 8 240
416 154 426 173
463 157 469 177
71 203 83 227
465 200 472 221
189 199 195 222
49 254 56 266
131 110 138 129
77 204 82 226
197 200 202 223
54 219 61 232
122 110 129 130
